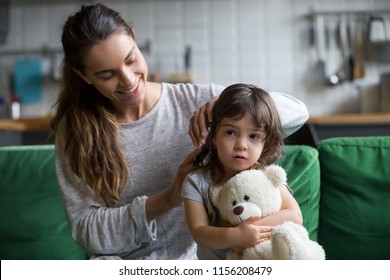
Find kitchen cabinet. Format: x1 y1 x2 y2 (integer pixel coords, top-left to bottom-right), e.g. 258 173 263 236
0 116 52 146
286 113 390 147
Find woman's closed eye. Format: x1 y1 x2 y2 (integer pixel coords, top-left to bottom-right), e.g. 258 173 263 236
97 71 115 80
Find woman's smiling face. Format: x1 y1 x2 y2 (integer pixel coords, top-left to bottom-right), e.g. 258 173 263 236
76 32 148 109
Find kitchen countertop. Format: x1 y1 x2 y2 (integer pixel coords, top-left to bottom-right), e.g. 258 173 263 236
307 113 390 125
0 116 52 131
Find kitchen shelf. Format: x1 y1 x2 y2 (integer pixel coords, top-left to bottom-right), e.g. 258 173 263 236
0 46 63 56
310 10 390 17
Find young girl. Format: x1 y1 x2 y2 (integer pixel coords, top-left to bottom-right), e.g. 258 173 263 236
182 83 303 259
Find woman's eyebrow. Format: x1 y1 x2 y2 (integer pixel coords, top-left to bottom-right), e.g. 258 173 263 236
93 46 135 76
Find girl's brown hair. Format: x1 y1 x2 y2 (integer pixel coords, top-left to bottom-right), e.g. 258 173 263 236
204 83 283 184
51 4 135 204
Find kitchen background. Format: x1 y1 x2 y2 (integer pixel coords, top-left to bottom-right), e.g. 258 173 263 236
1 0 390 118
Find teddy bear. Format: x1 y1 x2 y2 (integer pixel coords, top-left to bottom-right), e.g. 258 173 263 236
211 165 325 260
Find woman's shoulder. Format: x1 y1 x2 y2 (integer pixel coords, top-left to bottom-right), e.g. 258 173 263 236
162 82 224 97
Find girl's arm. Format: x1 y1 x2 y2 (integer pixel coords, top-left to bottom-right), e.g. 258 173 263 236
184 198 273 250
254 185 303 226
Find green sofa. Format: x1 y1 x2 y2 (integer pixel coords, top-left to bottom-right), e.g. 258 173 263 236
1 136 389 260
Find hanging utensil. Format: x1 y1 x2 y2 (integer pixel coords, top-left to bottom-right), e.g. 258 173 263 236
328 19 348 85
314 15 327 84
353 21 365 80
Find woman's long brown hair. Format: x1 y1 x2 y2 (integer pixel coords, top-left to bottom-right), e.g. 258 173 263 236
51 4 135 204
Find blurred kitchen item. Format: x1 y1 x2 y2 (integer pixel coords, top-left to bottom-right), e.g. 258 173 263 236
380 72 390 112
10 94 20 120
0 0 9 45
346 22 354 82
14 58 43 103
168 73 194 83
353 22 366 80
169 45 194 83
184 45 191 72
360 84 380 113
0 96 5 119
314 15 327 84
368 16 387 43
328 19 348 85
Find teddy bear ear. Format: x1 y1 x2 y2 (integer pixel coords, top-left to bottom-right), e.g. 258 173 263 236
264 164 287 187
210 185 222 206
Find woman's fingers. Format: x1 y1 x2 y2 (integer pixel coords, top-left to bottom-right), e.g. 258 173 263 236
188 96 218 147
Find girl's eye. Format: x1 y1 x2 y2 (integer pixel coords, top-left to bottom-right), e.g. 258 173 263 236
250 131 265 140
225 130 236 136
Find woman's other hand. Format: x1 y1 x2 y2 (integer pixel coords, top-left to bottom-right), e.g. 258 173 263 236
188 96 218 147
145 147 202 221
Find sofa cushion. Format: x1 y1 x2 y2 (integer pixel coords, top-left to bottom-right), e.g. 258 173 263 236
0 145 87 260
278 145 321 241
317 136 390 260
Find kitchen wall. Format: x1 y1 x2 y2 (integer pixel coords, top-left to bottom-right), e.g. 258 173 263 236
1 0 390 118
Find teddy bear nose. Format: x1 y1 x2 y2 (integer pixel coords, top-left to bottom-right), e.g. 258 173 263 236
233 205 244 215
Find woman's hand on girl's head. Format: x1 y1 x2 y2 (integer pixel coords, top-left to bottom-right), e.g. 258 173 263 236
188 96 219 147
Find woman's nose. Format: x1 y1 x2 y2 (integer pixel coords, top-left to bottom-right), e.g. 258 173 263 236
119 67 135 86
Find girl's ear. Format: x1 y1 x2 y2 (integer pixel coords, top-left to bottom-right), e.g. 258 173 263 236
212 138 216 148
73 68 93 85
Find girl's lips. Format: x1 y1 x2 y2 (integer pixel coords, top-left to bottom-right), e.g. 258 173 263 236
233 155 247 161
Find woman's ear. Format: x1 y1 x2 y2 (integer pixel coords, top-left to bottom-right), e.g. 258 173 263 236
73 68 92 85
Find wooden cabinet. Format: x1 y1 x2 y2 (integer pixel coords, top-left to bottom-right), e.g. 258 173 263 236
0 116 52 146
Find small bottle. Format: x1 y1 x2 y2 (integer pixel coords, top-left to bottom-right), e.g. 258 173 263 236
10 94 20 120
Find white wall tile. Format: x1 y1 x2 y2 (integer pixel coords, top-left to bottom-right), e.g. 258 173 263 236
2 0 390 117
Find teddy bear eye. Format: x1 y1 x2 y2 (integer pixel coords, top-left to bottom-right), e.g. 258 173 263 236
232 200 237 206
244 195 250 201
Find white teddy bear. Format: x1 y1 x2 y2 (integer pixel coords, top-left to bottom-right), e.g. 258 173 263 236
211 165 325 260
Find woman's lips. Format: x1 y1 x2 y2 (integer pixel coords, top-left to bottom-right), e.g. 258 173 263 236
117 79 140 96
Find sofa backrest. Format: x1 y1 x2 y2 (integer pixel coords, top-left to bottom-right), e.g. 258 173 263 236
317 136 390 260
0 145 87 260
0 144 320 260
278 145 321 241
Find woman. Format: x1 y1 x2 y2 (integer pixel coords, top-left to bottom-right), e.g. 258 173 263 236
51 3 308 259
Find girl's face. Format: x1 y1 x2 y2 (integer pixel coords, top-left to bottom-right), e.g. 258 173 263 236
213 113 266 181
76 32 148 113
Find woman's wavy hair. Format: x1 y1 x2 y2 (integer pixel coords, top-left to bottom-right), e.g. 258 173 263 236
51 4 135 204
204 83 283 184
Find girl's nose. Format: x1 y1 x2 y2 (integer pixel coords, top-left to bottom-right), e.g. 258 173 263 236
235 138 247 150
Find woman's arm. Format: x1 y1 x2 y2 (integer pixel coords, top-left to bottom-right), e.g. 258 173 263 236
145 148 201 221
184 199 272 250
254 185 303 226
55 147 200 255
